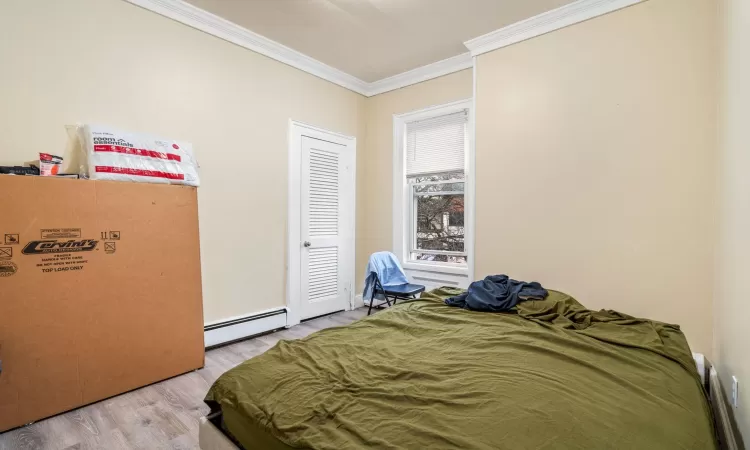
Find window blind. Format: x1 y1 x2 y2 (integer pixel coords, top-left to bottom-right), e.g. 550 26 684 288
406 110 468 177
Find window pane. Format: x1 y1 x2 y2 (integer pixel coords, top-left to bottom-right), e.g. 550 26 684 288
414 182 464 194
408 172 464 184
414 193 464 253
411 253 467 264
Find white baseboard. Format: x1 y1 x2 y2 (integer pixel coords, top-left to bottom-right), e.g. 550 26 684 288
204 308 287 348
353 294 365 309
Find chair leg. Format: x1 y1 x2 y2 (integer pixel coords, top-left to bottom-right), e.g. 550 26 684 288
367 290 376 316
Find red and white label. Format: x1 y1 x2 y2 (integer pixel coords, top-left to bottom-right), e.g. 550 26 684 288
95 166 185 181
94 144 182 162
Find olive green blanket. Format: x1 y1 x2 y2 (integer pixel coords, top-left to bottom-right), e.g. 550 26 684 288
205 289 716 449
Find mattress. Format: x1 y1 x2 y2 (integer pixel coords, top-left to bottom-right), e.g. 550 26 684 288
204 288 716 450
199 415 240 450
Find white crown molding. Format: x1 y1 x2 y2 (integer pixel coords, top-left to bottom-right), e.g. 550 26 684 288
464 0 645 56
366 53 474 97
123 0 474 97
123 0 370 95
124 0 642 97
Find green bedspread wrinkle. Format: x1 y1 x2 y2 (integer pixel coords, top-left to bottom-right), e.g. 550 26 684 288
205 289 716 450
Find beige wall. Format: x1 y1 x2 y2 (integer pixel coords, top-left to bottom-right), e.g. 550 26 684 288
0 0 366 323
715 0 749 438
0 0 729 366
356 70 473 290
474 0 718 353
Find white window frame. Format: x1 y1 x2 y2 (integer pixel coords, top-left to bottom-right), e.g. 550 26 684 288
392 99 474 277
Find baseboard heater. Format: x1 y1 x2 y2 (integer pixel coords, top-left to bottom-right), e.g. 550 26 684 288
204 308 287 349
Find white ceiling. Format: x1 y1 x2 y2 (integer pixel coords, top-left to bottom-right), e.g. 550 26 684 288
185 0 575 82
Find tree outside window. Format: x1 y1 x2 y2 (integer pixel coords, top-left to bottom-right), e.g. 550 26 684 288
409 173 466 263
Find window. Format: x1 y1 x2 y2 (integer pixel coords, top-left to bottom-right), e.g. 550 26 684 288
393 99 472 275
404 109 469 265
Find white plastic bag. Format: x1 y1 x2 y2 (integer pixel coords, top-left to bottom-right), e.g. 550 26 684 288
68 124 200 187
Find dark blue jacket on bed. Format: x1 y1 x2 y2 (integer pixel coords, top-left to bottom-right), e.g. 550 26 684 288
445 274 548 312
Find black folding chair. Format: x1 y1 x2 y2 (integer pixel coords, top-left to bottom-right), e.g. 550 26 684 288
367 273 425 316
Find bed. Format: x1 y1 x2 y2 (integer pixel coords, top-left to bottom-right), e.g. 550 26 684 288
202 288 717 449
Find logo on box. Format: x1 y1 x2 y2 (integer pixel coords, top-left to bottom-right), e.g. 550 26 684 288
22 239 98 255
0 261 17 277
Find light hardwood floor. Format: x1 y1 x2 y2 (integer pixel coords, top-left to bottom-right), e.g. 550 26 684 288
0 308 368 450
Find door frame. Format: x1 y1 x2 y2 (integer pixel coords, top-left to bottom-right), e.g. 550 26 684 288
286 119 357 327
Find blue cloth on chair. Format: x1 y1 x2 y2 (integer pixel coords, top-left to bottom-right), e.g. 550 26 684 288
363 252 409 302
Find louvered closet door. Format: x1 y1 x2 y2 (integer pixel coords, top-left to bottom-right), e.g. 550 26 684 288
300 135 353 320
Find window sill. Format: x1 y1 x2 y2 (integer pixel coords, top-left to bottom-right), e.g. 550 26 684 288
402 261 469 276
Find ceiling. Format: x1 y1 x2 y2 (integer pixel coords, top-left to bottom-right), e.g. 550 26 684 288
185 0 575 82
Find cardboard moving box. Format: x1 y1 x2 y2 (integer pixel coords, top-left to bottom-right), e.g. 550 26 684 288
0 176 204 432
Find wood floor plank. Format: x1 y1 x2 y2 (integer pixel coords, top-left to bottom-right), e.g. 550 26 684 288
0 308 365 450
104 428 133 450
0 426 45 450
42 412 85 450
